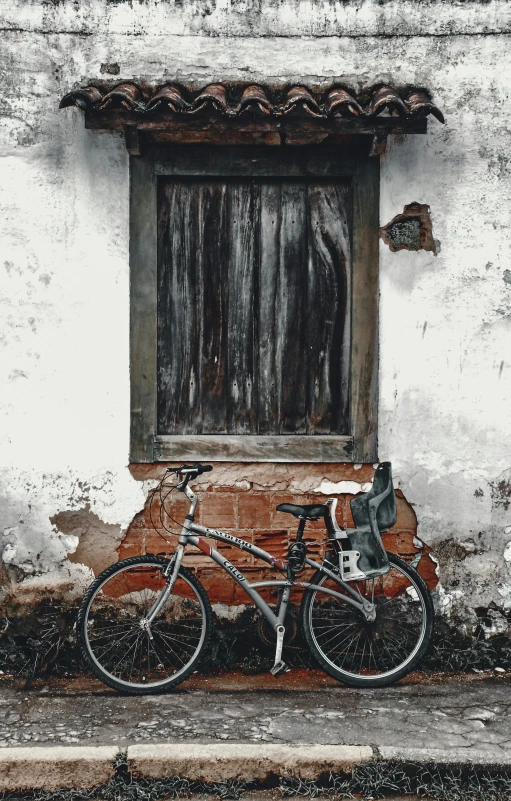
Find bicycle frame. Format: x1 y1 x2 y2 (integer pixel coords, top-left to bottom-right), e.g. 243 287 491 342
146 483 375 633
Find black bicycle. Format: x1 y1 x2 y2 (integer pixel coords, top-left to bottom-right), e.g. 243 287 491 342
77 462 434 694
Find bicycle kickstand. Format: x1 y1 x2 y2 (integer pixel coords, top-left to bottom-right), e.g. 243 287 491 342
270 624 290 678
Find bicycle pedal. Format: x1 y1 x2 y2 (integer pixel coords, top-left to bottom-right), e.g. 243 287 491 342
270 661 290 678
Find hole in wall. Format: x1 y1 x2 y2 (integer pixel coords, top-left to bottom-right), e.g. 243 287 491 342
380 202 438 254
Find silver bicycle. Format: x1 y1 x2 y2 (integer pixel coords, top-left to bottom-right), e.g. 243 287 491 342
77 462 434 694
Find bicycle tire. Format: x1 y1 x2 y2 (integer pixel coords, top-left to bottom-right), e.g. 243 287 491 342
301 552 434 688
77 555 212 695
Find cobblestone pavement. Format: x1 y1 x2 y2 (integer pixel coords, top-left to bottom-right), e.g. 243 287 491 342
0 672 510 759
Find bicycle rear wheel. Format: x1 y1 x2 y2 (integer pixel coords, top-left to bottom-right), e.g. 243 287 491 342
77 555 212 694
301 552 434 687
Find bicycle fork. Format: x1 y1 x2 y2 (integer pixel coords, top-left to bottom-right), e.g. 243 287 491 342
140 547 184 638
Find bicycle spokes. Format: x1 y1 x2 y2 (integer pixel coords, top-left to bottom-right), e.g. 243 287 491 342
307 559 428 679
84 563 207 688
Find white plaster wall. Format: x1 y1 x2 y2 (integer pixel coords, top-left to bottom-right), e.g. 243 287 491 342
0 0 510 614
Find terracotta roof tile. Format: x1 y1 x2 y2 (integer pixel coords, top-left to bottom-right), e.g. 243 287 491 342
99 82 145 111
59 81 445 123
324 87 364 118
234 85 272 116
367 86 409 117
59 85 102 110
404 89 445 124
189 84 228 114
278 86 323 117
146 85 191 113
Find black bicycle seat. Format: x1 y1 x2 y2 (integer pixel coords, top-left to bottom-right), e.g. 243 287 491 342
276 503 328 520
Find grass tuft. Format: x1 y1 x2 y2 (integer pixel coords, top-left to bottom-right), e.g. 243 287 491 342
2 762 511 801
277 761 511 801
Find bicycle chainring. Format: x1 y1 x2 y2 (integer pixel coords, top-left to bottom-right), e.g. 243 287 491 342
255 610 298 647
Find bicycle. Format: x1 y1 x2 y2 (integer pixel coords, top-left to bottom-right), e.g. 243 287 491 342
77 461 434 694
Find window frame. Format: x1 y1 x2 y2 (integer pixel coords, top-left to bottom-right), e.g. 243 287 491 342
130 145 379 464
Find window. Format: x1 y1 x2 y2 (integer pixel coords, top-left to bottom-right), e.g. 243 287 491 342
130 146 379 463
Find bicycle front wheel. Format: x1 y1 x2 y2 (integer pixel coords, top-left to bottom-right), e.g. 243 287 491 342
301 552 434 687
77 555 212 694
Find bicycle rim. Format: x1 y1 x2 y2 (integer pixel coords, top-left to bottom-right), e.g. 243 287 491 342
307 558 428 680
83 561 207 690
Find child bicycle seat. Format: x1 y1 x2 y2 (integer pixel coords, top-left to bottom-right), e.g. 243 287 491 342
347 462 396 579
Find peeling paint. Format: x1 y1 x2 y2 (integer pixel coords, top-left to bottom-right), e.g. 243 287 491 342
313 480 372 495
51 509 124 575
212 603 247 621
0 468 146 600
460 539 478 553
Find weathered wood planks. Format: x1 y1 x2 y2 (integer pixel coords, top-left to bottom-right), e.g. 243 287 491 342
157 177 352 436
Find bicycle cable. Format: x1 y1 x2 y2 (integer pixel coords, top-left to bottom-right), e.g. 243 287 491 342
149 471 291 581
147 473 184 545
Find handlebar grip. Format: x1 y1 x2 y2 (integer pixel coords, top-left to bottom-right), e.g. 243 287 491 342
176 463 213 476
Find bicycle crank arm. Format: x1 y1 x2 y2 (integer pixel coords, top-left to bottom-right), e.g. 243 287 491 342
270 625 290 678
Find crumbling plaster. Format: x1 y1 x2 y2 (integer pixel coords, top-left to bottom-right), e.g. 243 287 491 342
1 0 510 625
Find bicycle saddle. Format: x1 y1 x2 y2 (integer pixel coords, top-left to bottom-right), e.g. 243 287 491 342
276 503 328 520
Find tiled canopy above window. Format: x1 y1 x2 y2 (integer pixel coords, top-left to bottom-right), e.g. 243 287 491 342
60 82 444 122
60 82 444 156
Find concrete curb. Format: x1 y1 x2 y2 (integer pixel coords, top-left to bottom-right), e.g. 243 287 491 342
0 746 120 791
378 746 511 766
1 743 510 792
127 743 373 782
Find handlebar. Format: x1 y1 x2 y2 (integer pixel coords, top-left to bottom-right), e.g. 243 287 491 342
166 463 213 479
181 463 213 476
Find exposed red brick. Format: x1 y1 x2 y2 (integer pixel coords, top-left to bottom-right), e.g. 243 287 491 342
122 463 439 606
182 547 213 569
216 533 254 566
200 494 237 529
118 530 143 561
129 464 165 482
304 532 327 563
145 531 177 557
417 551 439 588
344 495 356 528
254 530 289 560
238 494 271 528
127 509 148 533
198 567 250 604
394 490 418 530
394 530 420 559
165 494 191 523
381 531 398 554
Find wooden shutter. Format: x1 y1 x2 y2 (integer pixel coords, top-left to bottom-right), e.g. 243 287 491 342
157 177 351 437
